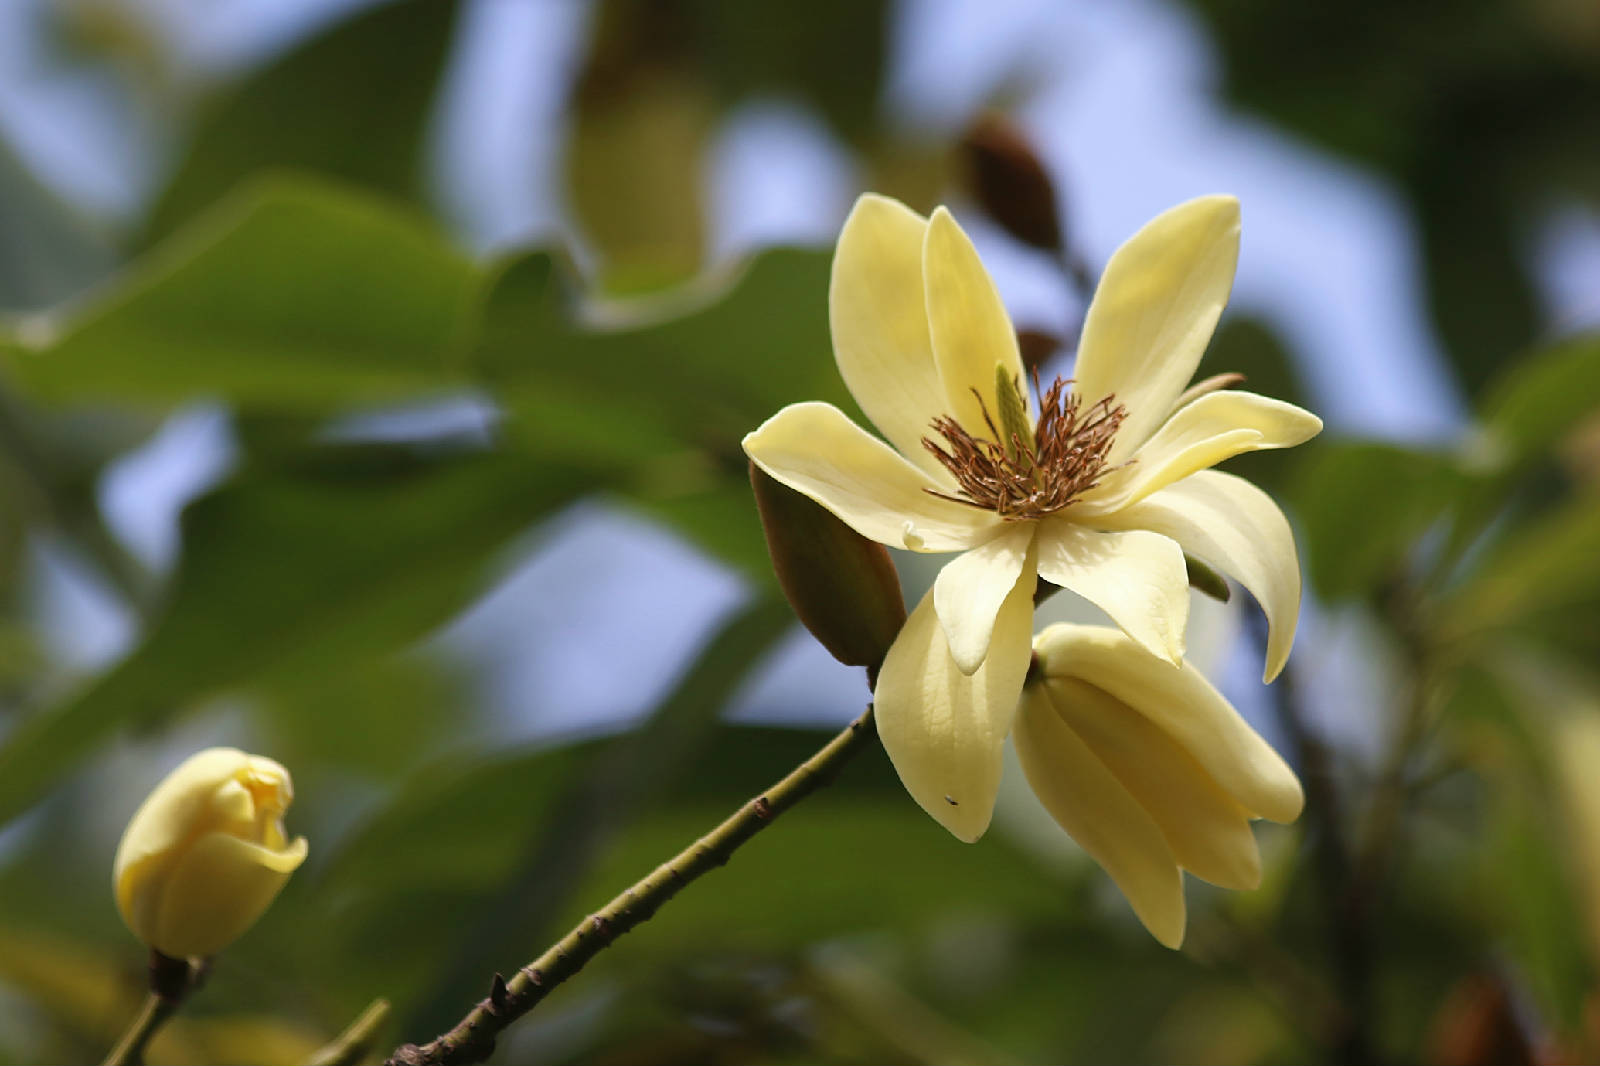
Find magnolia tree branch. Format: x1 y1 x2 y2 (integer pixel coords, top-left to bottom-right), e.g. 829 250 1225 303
385 705 878 1066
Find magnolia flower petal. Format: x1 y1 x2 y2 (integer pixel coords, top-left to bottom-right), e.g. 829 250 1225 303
1015 682 1187 948
1080 391 1323 513
1073 195 1241 463
1049 677 1263 890
113 748 255 887
1035 624 1304 823
830 195 953 479
875 547 1036 842
744 402 1001 552
1095 471 1302 681
934 524 1036 675
152 832 308 958
1035 521 1188 665
924 207 1026 442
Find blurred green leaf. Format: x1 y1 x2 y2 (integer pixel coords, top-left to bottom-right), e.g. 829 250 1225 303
8 178 479 412
323 723 1068 1039
1481 333 1600 466
0 442 600 828
1291 440 1466 600
0 137 116 311
480 245 852 577
255 652 464 780
1441 497 1600 647
1483 771 1595 1031
484 246 849 442
408 596 796 1036
141 0 461 242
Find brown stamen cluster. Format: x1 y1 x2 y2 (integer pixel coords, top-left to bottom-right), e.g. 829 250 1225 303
922 375 1126 520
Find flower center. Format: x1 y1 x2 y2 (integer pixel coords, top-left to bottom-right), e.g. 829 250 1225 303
922 374 1126 520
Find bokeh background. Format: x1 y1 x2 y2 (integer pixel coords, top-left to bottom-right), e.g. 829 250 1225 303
1 1 1598 1062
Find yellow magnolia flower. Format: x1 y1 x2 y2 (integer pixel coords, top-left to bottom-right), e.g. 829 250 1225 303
744 193 1320 841
1017 624 1303 947
113 747 308 959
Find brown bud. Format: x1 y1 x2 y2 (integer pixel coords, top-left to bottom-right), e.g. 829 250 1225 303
961 112 1063 252
749 462 906 675
1015 328 1063 376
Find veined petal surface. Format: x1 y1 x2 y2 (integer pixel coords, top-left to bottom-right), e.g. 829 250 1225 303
874 544 1036 842
923 208 1026 443
1096 470 1302 681
1049 677 1262 890
1073 196 1241 463
1014 683 1187 948
830 195 952 480
933 524 1036 675
1035 522 1188 665
1079 391 1323 513
1034 625 1304 823
743 402 1000 552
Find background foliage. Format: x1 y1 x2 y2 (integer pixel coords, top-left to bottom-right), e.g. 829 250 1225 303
0 2 1596 1063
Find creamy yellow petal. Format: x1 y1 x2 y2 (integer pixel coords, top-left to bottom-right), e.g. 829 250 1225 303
1034 624 1304 822
1079 391 1323 513
1034 521 1188 665
1095 471 1301 681
151 832 308 958
113 749 252 885
933 524 1036 675
874 546 1036 842
1014 683 1186 948
830 194 952 479
923 207 1026 443
1048 677 1262 890
1073 196 1241 463
743 402 1001 552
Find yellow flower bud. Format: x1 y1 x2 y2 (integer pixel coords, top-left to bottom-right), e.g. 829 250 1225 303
113 748 308 959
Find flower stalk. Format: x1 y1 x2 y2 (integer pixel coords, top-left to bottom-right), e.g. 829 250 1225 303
385 706 879 1066
102 951 194 1066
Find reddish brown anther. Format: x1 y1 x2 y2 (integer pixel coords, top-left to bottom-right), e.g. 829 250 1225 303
922 375 1126 520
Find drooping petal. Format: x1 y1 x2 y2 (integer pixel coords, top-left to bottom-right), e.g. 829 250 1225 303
874 544 1036 842
1034 625 1304 823
1014 682 1186 948
934 524 1036 675
830 194 953 479
744 402 1001 552
1049 677 1262 890
1078 391 1323 513
923 207 1027 443
1094 471 1302 681
1034 521 1188 665
1073 195 1241 462
152 831 308 958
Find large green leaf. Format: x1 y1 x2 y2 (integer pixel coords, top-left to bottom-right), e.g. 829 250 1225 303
140 0 461 243
481 246 851 444
1291 440 1467 601
1441 498 1600 648
0 441 598 827
479 245 852 578
7 178 479 411
1480 333 1600 467
0 138 115 311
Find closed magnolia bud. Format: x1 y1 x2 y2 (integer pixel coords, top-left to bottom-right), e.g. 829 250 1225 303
961 112 1064 252
113 748 308 959
750 461 906 676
